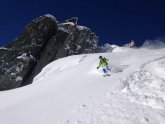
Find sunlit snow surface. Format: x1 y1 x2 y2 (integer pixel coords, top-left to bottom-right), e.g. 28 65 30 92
0 46 165 124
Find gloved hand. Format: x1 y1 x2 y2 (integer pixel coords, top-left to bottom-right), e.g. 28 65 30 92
97 67 99 69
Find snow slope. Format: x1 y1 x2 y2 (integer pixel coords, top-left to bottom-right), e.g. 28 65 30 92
0 47 165 124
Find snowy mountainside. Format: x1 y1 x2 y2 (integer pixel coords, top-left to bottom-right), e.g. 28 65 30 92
0 47 165 124
98 43 133 53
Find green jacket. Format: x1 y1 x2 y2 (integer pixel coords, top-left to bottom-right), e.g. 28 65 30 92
98 58 108 68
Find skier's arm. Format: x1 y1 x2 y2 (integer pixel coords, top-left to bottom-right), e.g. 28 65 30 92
97 61 101 69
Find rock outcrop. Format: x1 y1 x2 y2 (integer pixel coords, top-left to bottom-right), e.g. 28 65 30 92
0 14 99 90
123 40 136 48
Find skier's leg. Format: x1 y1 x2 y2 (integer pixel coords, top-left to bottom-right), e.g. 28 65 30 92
105 65 111 75
103 68 107 73
102 67 107 75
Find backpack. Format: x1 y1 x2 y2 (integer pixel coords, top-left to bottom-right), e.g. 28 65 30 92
102 58 108 65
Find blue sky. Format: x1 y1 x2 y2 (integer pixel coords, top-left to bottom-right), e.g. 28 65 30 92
0 0 165 46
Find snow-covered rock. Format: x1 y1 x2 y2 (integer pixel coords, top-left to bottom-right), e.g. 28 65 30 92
15 76 23 82
17 53 35 61
99 43 118 52
44 14 57 22
123 40 136 48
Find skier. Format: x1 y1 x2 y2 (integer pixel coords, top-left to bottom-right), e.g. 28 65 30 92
97 56 110 76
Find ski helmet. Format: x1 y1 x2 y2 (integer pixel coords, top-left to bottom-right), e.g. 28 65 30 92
99 56 103 59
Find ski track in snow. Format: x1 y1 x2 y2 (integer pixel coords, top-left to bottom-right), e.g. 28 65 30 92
0 47 165 124
122 56 165 110
58 92 165 124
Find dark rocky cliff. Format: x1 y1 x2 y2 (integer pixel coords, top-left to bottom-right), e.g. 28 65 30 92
0 14 99 90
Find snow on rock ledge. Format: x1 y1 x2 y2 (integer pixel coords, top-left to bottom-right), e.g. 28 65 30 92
44 14 57 22
17 53 35 61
